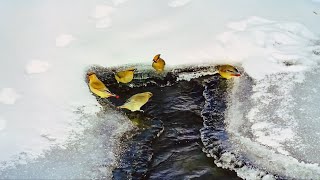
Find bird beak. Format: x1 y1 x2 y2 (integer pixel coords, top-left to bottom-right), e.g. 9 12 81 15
232 73 241 77
113 94 120 99
153 60 157 63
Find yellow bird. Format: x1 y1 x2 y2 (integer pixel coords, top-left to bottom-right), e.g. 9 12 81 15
87 72 119 98
114 68 136 84
118 92 153 112
217 65 241 79
152 54 166 73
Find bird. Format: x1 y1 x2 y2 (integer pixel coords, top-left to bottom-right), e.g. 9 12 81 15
152 54 166 73
118 92 153 112
216 65 241 79
87 72 119 98
114 68 136 84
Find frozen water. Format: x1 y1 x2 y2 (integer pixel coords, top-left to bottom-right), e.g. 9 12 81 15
223 18 320 178
290 67 320 164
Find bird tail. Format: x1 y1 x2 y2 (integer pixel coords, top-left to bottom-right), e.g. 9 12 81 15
117 105 125 110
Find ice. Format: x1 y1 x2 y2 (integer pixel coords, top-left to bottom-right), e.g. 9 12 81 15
25 60 50 74
0 88 21 105
55 34 75 47
224 18 320 178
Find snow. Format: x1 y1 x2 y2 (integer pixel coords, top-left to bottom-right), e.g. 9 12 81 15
168 0 192 7
92 5 115 28
112 0 129 6
227 16 274 31
55 34 75 47
0 88 21 105
92 5 115 19
0 117 6 131
0 0 320 179
25 60 50 74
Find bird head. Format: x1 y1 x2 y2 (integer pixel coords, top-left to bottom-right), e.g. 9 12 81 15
153 54 161 63
145 92 153 98
106 90 120 99
86 72 96 80
218 65 241 77
113 94 120 99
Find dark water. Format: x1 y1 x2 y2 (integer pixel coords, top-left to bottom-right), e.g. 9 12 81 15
91 66 241 180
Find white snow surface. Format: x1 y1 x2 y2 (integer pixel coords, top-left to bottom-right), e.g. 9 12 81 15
0 0 320 179
25 60 50 74
55 34 75 47
168 0 192 7
0 117 7 131
92 5 115 28
0 88 21 105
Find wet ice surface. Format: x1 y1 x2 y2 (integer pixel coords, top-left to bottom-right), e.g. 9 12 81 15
225 72 320 179
290 67 320 164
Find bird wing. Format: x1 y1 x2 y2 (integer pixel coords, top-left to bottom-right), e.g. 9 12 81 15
117 68 135 78
90 81 109 92
116 71 128 78
125 93 146 103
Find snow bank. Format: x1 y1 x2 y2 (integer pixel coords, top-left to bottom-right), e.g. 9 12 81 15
0 0 319 179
